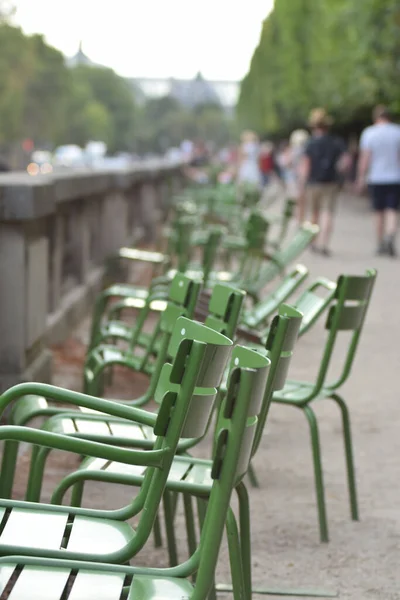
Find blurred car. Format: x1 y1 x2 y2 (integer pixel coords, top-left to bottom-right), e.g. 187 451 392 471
53 145 85 169
27 150 53 175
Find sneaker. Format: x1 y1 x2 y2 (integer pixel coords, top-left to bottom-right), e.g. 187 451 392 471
387 236 397 257
320 248 331 257
376 241 387 256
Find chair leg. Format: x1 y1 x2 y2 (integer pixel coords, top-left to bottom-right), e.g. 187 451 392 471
303 405 329 543
247 462 260 488
236 481 252 597
330 393 359 521
25 445 51 502
0 440 19 498
197 498 217 600
152 513 163 548
70 480 85 508
183 493 197 559
226 507 248 600
163 490 179 566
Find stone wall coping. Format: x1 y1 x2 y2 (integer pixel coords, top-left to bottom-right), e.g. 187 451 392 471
0 160 183 221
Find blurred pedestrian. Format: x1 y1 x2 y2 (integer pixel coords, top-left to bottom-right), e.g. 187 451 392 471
357 105 400 257
299 108 348 256
282 129 310 222
258 141 274 187
237 130 262 189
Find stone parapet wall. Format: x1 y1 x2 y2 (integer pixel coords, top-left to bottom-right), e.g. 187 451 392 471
0 162 184 391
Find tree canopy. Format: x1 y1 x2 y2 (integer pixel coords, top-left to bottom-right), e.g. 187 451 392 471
237 0 400 136
0 7 235 165
0 8 137 160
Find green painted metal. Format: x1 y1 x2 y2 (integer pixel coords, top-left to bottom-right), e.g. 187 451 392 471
0 329 268 599
241 264 308 330
272 269 377 542
0 318 233 567
50 305 306 599
2 283 245 503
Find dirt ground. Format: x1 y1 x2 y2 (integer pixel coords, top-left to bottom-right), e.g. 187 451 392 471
12 190 400 599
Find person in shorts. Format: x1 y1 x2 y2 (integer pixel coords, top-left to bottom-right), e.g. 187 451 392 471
357 105 400 257
299 108 348 256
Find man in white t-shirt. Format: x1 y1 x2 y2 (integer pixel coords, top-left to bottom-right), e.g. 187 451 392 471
357 105 400 256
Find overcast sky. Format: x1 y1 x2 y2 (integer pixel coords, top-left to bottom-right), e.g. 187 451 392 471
12 0 273 80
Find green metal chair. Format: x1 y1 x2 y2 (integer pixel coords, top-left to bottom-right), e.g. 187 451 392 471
89 224 223 352
267 197 297 250
0 318 233 566
84 271 202 387
4 285 245 503
272 269 377 542
240 263 308 331
0 340 267 600
0 275 201 500
243 222 319 302
50 305 303 599
241 272 336 342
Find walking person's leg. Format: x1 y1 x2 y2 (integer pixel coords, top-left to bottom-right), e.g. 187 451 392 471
368 185 387 254
318 184 340 256
383 184 400 256
307 185 321 251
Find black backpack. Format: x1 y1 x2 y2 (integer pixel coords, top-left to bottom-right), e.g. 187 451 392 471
308 135 343 183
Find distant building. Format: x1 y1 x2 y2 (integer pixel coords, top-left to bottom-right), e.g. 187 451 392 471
129 75 239 111
66 42 99 68
66 45 239 111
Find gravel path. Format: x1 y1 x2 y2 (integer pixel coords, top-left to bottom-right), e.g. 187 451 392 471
12 191 400 599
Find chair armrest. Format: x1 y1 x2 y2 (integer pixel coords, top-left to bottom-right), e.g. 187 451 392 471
0 383 157 428
118 247 166 264
0 425 164 469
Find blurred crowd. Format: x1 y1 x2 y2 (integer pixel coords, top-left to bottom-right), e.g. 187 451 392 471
185 104 400 259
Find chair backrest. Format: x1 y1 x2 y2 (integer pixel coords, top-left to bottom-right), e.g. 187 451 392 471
252 303 303 456
153 283 245 409
314 268 377 392
174 216 198 272
244 264 308 329
130 273 202 374
190 344 270 598
294 276 337 336
205 283 246 339
198 226 224 287
130 317 233 555
274 222 319 267
239 212 271 285
245 223 318 299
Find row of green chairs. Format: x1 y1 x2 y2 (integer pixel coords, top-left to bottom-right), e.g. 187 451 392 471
0 178 378 598
0 300 302 599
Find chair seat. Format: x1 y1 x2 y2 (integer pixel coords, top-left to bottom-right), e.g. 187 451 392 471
273 379 327 405
0 506 133 556
87 346 155 379
77 455 214 490
44 416 151 442
100 321 133 342
0 562 194 600
97 347 142 369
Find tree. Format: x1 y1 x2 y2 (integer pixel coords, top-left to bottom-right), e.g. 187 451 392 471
0 24 33 145
69 65 136 152
237 0 400 136
22 35 71 146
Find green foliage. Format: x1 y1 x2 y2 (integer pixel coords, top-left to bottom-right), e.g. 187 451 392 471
67 66 136 152
0 16 231 161
238 0 400 134
0 21 136 156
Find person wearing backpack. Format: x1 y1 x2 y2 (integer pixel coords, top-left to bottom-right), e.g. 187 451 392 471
300 108 348 256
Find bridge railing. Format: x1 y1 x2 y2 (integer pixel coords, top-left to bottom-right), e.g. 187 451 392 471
0 161 184 392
